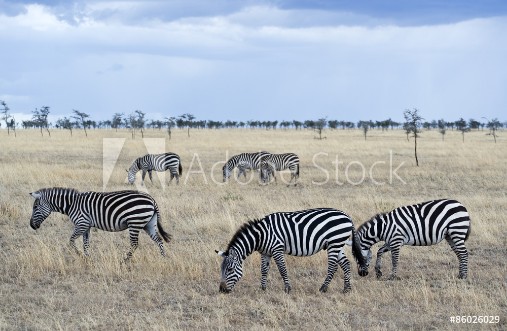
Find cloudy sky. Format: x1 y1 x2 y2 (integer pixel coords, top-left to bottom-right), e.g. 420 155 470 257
1 0 506 123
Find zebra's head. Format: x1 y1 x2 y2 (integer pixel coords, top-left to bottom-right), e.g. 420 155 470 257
126 168 136 184
259 162 273 183
29 191 51 230
358 249 372 277
216 250 243 293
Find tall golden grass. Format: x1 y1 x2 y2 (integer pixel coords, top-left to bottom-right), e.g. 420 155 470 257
0 128 505 330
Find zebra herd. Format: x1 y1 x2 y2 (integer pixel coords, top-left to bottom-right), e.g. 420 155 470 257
29 151 472 294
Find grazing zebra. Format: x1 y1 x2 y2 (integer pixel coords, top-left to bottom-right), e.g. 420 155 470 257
222 151 270 182
216 208 367 294
354 199 471 280
29 187 171 261
259 153 300 186
127 153 182 185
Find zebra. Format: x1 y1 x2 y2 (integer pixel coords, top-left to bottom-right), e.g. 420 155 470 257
127 153 182 185
259 153 300 186
222 151 270 182
29 187 171 261
216 208 367 294
354 199 471 280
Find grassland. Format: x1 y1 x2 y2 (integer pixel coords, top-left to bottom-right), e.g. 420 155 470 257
0 128 505 330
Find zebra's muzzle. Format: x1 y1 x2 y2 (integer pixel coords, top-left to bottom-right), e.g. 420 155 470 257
30 222 38 230
219 282 231 293
358 269 369 277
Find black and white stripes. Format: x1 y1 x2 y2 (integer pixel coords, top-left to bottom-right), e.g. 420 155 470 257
260 153 300 185
222 151 270 182
127 153 182 185
216 208 366 294
29 187 171 261
354 199 471 279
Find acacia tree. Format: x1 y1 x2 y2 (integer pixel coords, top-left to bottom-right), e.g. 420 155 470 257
437 119 446 141
485 118 501 143
72 109 90 137
314 118 327 140
56 117 75 136
112 113 124 132
32 106 51 136
1 100 16 136
179 113 195 137
455 118 469 142
164 116 176 139
403 108 423 166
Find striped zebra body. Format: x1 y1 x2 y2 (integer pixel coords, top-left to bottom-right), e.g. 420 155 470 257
29 187 171 260
216 208 366 294
355 199 471 279
222 151 270 182
260 153 300 185
127 153 182 185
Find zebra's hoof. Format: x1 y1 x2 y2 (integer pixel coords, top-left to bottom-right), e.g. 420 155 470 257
284 285 291 294
458 273 467 279
375 269 383 278
387 275 400 280
261 286 266 291
319 285 328 293
342 287 352 294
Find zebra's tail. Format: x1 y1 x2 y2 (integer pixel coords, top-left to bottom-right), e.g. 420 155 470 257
178 162 183 176
351 227 366 268
464 218 471 242
154 202 171 243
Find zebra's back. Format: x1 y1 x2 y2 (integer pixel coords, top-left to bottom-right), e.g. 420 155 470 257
74 190 158 232
265 208 353 256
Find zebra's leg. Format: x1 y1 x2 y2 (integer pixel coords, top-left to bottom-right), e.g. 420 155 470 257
388 241 403 280
69 226 87 256
272 251 291 293
446 235 468 279
125 227 141 262
375 244 391 278
260 254 271 290
141 170 147 186
82 228 91 257
148 170 154 184
319 248 340 293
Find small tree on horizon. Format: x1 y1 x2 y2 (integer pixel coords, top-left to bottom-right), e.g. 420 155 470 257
72 109 90 137
32 106 51 137
485 117 501 143
455 118 469 142
403 108 423 166
314 118 327 140
437 119 446 141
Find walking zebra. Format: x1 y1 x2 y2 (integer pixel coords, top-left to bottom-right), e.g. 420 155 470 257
29 187 171 261
222 151 270 182
216 208 367 294
259 153 300 186
127 153 182 185
354 199 471 280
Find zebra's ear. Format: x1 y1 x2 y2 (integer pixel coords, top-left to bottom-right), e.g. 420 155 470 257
30 192 41 199
216 250 228 257
345 240 353 246
125 169 129 173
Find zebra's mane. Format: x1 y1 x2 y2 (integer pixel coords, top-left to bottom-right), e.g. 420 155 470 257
226 219 263 252
39 187 80 196
357 213 383 233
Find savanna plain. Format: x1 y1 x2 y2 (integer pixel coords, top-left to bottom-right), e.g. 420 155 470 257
0 128 506 330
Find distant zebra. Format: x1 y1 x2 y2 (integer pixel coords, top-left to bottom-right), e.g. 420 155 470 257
259 153 300 185
354 199 471 280
216 208 367 294
127 153 182 185
29 187 171 261
222 151 270 182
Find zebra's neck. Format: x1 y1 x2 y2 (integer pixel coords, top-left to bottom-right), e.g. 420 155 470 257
359 214 386 248
44 188 79 215
226 220 264 259
225 156 242 171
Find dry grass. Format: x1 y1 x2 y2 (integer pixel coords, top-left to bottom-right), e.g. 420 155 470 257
0 128 506 330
